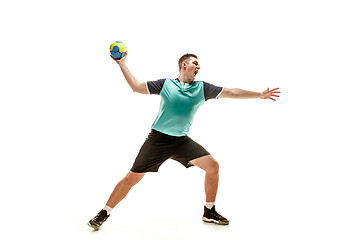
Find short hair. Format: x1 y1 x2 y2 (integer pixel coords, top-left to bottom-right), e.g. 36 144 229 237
178 53 198 71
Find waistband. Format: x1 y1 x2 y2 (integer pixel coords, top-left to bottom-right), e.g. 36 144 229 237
150 129 186 140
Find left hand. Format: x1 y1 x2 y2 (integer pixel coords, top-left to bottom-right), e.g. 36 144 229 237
260 88 281 101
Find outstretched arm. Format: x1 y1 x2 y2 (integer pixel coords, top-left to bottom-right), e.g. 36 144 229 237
218 87 280 101
111 52 148 94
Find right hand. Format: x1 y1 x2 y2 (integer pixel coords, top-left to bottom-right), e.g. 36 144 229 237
111 51 128 64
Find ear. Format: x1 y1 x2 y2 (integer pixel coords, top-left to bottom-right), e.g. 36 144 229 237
182 61 187 69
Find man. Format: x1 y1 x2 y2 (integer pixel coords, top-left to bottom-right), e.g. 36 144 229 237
88 53 280 230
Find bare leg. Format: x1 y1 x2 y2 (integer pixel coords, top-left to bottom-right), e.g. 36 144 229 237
190 155 219 202
106 171 145 208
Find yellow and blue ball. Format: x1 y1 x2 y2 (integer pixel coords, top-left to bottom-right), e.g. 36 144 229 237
110 41 127 59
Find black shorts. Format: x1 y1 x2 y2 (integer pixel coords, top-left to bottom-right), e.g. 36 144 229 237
131 129 210 173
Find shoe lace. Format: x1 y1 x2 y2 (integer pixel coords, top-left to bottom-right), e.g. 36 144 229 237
94 210 107 222
211 209 227 221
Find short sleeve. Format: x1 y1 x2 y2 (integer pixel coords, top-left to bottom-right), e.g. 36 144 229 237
147 79 166 95
203 81 224 101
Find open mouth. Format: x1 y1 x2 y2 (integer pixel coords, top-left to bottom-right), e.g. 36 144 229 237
194 70 199 76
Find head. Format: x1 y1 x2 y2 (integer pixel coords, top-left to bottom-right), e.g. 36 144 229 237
178 53 200 81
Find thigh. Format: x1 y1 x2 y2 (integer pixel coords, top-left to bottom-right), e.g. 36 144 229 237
131 130 182 173
131 137 171 173
171 136 210 168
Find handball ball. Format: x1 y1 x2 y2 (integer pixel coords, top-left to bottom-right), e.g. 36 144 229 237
110 41 127 59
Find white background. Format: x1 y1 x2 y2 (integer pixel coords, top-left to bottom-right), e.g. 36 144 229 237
1 0 359 239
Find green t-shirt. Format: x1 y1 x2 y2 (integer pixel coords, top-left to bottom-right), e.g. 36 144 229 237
147 78 223 136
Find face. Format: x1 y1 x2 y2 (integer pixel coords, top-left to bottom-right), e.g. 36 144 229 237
183 57 200 80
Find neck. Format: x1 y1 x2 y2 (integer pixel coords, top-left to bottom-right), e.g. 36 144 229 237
178 73 193 84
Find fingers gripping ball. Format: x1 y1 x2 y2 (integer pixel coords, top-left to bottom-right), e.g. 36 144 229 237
110 41 127 59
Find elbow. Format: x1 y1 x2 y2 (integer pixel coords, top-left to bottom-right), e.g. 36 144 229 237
130 83 141 93
225 88 237 98
132 88 141 94
133 89 143 94
131 83 148 94
131 87 138 93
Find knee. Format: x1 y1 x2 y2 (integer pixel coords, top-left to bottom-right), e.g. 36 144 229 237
207 159 219 174
125 172 144 186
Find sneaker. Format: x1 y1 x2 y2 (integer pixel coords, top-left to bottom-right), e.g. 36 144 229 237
202 206 229 225
88 209 110 230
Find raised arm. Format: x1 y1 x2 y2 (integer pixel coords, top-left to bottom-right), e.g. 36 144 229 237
218 87 280 101
111 52 148 94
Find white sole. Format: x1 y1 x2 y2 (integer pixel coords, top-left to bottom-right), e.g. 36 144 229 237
202 217 229 225
88 222 100 231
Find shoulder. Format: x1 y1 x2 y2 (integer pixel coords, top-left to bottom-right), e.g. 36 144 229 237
201 81 224 101
147 78 168 95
